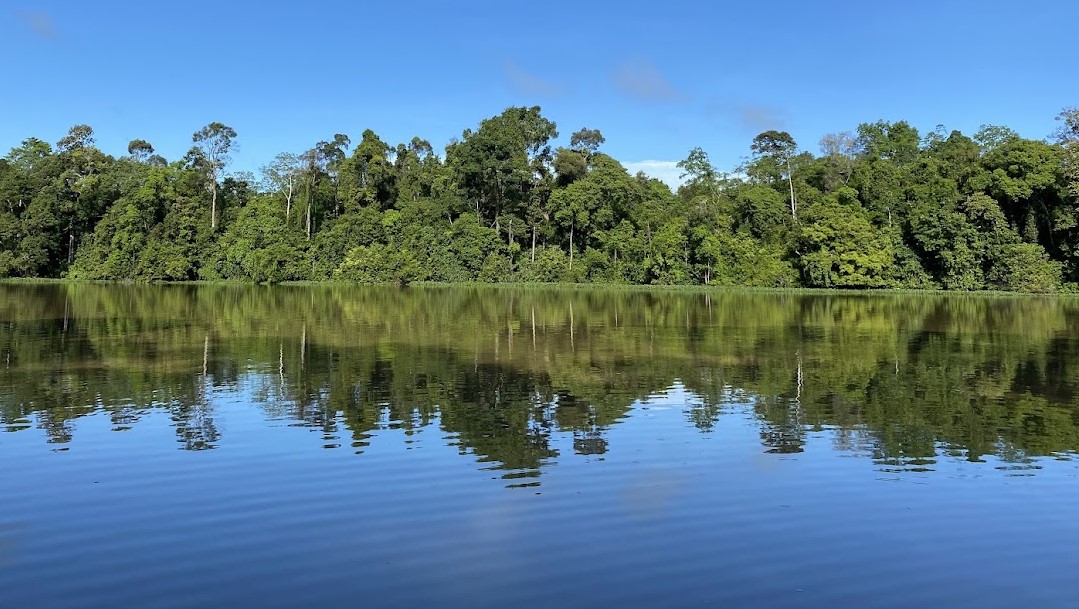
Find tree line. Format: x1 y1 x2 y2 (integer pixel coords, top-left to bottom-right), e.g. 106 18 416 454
2 106 1079 291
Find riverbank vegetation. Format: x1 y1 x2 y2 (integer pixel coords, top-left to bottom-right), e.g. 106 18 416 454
2 107 1078 292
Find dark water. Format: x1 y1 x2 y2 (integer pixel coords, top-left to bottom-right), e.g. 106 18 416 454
2 284 1079 608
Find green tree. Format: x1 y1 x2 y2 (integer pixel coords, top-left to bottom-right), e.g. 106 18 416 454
1059 108 1079 198
335 243 426 285
987 243 1062 293
261 152 303 220
799 189 895 288
190 122 236 231
550 154 636 271
749 130 799 220
126 139 155 162
340 130 394 211
448 106 557 233
213 195 305 283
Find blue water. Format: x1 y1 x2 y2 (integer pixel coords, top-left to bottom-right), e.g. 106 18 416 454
2 285 1078 608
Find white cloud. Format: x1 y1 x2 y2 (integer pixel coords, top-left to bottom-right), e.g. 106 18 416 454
621 160 684 189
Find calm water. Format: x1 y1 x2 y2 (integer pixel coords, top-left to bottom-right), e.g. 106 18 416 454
2 284 1079 608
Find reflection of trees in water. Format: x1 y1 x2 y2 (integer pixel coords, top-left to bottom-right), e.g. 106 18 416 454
171 338 220 451
3 285 1079 477
170 400 219 451
757 399 807 454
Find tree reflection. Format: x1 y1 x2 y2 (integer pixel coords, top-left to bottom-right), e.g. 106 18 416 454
2 284 1079 480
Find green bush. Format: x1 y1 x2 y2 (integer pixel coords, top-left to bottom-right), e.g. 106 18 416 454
987 243 1062 293
335 244 428 285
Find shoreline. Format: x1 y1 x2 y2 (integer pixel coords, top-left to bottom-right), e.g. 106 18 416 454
0 277 1070 298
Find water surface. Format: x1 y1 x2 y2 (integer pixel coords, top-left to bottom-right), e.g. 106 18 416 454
2 285 1078 608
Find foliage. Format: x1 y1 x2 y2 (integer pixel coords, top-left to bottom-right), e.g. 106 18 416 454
334 243 427 285
0 107 1075 293
798 190 895 288
987 243 1062 293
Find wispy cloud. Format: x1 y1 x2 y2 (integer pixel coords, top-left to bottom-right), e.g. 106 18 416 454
621 160 685 189
611 59 684 103
705 99 788 133
503 61 564 97
736 104 787 132
16 10 57 39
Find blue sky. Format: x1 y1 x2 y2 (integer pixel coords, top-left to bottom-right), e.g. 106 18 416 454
3 1 1077 186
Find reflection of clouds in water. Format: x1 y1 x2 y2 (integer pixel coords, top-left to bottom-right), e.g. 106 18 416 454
752 450 785 472
459 497 535 592
470 497 524 544
0 521 24 567
621 468 683 521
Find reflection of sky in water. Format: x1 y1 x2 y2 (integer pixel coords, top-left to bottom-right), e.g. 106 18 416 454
3 374 1079 608
5 286 1079 607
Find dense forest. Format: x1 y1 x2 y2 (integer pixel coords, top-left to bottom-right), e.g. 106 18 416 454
2 107 1079 291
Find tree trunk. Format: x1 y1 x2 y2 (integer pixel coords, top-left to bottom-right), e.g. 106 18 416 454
333 175 340 219
531 226 537 263
67 214 75 264
786 157 797 221
286 176 293 219
507 221 514 272
569 224 574 270
68 194 78 263
305 175 313 240
211 181 218 230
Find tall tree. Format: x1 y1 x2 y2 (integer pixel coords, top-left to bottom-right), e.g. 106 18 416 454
448 106 557 231
56 125 94 153
550 154 636 271
393 137 443 204
318 134 350 217
55 124 110 265
127 139 155 162
1057 108 1079 199
340 130 394 211
856 120 920 165
750 130 799 220
974 124 1020 153
191 122 237 231
261 152 303 219
302 147 319 240
817 132 857 190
